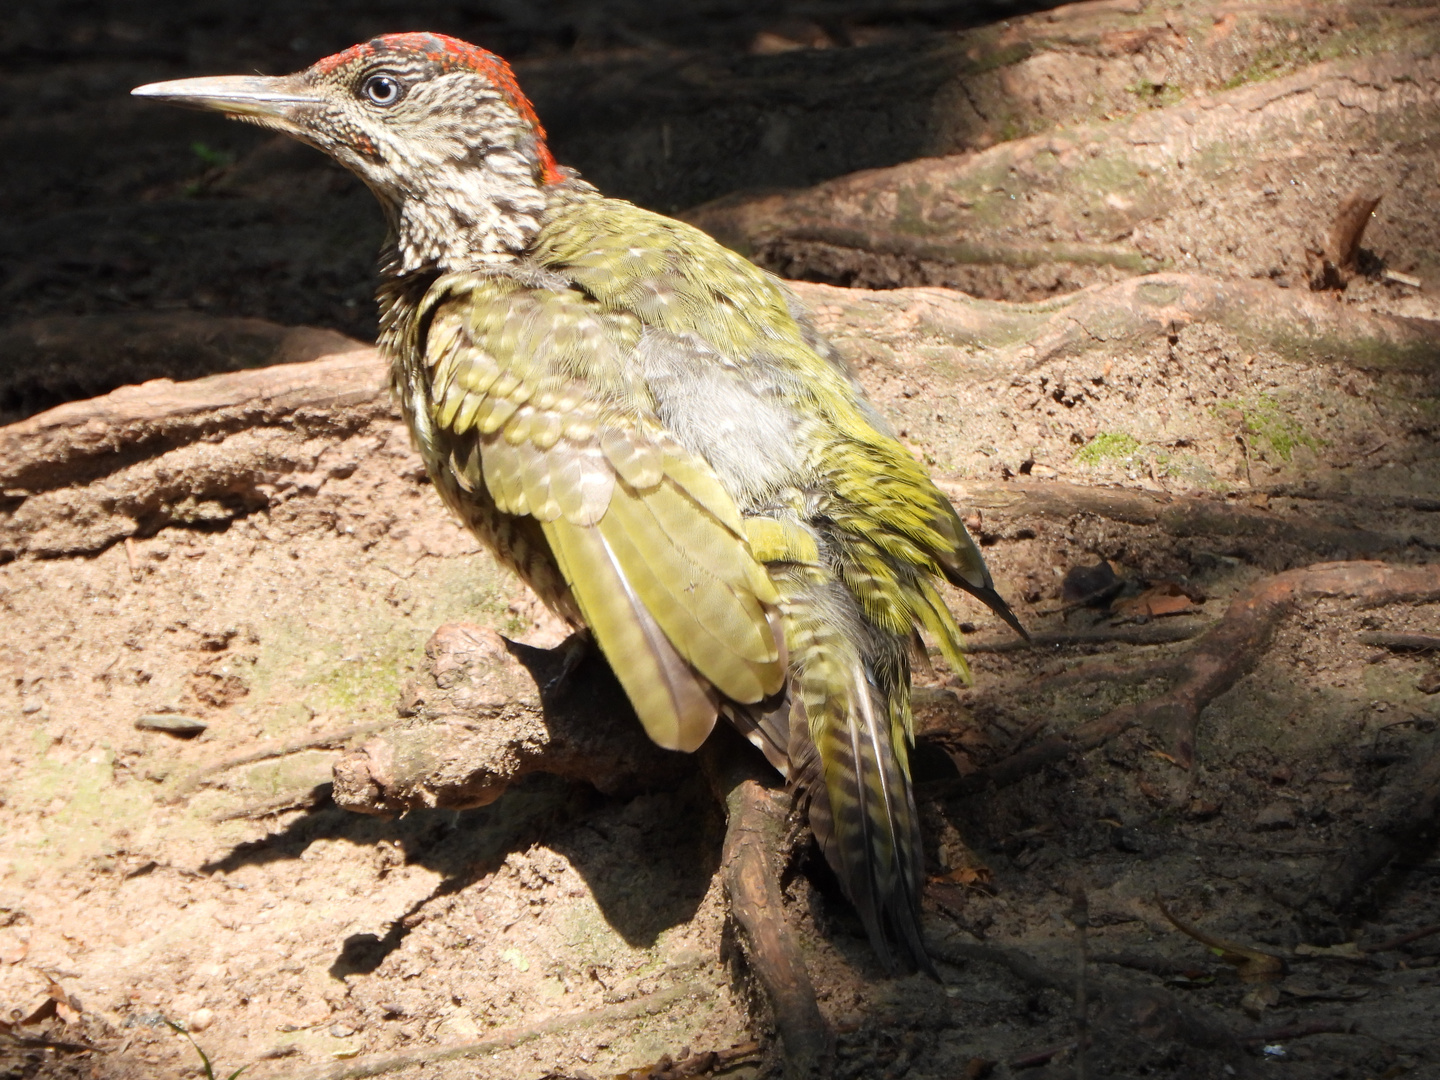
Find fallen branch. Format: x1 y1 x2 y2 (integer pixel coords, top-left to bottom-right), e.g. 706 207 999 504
1364 923 1440 954
1009 1041 1078 1070
170 721 393 802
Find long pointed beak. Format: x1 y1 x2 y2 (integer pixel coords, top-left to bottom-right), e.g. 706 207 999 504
131 75 320 120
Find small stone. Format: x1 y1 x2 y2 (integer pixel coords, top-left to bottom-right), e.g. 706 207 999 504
135 714 208 737
1416 668 1440 695
329 1023 355 1038
1185 798 1222 820
1253 803 1296 830
1240 983 1280 1019
187 1008 214 1033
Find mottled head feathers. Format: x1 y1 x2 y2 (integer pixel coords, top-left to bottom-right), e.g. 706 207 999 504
311 33 561 185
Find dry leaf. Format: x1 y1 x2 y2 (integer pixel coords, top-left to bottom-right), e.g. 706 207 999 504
937 865 994 888
1241 982 1280 1018
1294 941 1365 960
1156 896 1287 983
1115 582 1199 618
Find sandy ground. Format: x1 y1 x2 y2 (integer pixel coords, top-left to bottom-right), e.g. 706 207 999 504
3 1 1440 1078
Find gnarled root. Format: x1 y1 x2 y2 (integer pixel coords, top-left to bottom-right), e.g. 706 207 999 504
927 560 1440 802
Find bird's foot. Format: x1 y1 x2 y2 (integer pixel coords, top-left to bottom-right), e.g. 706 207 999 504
542 629 594 699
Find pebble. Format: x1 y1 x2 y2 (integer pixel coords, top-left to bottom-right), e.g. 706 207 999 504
187 1008 215 1033
329 1023 356 1038
135 714 208 736
1253 803 1296 830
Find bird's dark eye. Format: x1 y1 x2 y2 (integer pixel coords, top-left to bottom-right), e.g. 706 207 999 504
361 73 403 107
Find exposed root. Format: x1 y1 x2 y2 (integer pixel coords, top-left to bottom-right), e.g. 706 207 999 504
1321 736 1440 916
925 929 1247 1072
329 625 691 815
1359 631 1440 652
703 734 832 1079
929 560 1440 801
961 621 1204 655
279 982 712 1080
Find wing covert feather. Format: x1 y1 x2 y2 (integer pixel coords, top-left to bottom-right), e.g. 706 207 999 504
421 279 783 750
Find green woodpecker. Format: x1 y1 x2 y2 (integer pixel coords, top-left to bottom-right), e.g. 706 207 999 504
133 33 1024 973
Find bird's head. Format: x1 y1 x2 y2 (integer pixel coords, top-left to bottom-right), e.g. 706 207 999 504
134 33 564 273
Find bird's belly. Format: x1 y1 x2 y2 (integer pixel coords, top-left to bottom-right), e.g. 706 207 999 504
650 366 807 507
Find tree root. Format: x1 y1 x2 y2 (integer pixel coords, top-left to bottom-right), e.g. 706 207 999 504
926 929 1248 1074
703 733 832 1079
929 560 1440 801
960 621 1204 655
5 311 1434 567
279 981 712 1080
942 479 1430 568
331 626 830 1076
1320 735 1440 916
330 624 691 814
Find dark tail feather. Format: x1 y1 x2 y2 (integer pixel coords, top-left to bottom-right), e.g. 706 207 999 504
796 671 932 975
951 575 1030 643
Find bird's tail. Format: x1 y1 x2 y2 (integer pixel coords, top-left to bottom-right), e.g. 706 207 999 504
771 564 931 975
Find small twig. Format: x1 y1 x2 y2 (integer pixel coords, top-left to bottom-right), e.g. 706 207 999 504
1155 895 1287 982
123 536 141 581
962 621 1205 654
1363 922 1440 955
1358 631 1440 653
922 711 1136 799
167 721 395 800
1009 1042 1077 1069
926 938 1073 997
1240 1019 1355 1045
276 983 709 1080
1091 953 1218 979
212 785 333 822
1023 655 1183 694
1071 886 1090 1080
1261 486 1440 513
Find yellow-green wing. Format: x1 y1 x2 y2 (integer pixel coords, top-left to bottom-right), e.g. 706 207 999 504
422 275 784 752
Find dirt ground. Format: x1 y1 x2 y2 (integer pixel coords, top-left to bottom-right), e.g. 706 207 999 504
3 2 1440 1079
